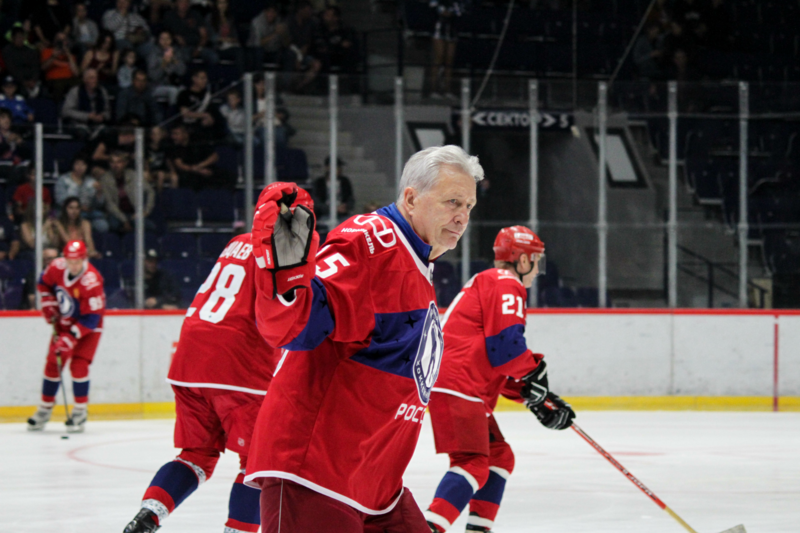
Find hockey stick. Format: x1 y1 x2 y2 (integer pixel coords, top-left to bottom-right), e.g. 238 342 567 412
52 326 73 427
570 422 746 533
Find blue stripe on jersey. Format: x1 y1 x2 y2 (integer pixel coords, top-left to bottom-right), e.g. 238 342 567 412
349 308 428 378
376 203 432 265
283 278 335 352
485 324 528 368
77 313 101 330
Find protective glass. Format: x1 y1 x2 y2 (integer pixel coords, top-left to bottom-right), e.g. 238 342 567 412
533 253 546 276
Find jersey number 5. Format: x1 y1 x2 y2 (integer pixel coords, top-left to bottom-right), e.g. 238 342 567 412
196 262 246 324
501 294 525 318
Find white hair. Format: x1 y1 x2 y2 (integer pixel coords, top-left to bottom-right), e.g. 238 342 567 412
396 145 484 203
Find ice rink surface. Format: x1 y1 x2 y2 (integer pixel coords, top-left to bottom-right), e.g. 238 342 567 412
1 411 798 533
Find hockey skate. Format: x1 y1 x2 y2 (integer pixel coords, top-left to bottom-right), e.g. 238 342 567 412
123 508 160 533
65 407 87 433
26 406 53 431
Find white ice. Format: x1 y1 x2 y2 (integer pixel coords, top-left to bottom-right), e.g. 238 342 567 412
1 411 798 533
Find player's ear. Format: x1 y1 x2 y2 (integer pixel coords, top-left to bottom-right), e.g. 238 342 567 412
401 187 417 212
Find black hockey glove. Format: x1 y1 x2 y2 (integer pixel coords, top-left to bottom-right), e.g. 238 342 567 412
520 360 549 408
530 392 575 430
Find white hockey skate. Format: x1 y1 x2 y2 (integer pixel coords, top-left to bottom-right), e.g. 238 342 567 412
65 407 87 433
27 406 53 431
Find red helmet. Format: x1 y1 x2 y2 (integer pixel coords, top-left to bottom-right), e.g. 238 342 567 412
257 182 314 210
63 240 88 260
493 226 544 263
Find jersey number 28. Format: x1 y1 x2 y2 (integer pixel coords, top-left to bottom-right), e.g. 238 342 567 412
196 263 246 324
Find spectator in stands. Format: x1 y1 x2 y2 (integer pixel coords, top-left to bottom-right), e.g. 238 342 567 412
220 87 244 144
177 69 222 141
634 25 665 80
117 49 138 89
312 156 354 221
54 196 101 257
0 109 23 167
253 74 293 149
81 30 120 88
11 167 52 225
32 0 72 48
0 76 34 123
317 6 358 75
166 123 221 190
207 0 244 72
62 68 111 140
102 0 151 53
72 2 100 57
91 120 136 176
148 126 171 191
428 0 466 99
55 154 98 210
143 248 180 309
20 245 58 309
163 0 218 65
21 75 52 101
100 151 156 232
116 69 164 127
41 31 80 102
19 199 59 259
3 27 41 87
0 211 20 260
147 30 187 106
286 0 321 93
248 2 289 69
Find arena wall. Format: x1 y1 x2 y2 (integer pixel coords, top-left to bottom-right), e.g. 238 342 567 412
1 309 798 419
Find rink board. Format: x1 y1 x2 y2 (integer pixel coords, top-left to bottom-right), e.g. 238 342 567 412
1 309 798 419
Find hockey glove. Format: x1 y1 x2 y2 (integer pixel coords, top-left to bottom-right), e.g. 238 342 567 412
531 391 575 430
520 360 549 408
53 333 76 359
40 294 60 324
252 183 318 298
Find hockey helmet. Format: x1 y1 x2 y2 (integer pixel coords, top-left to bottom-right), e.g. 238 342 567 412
63 240 88 260
493 226 545 274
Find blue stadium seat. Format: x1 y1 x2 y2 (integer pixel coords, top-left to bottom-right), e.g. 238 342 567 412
280 149 309 181
161 233 198 259
93 231 121 258
52 141 87 174
576 287 600 308
90 258 121 290
215 146 240 176
2 281 23 309
106 288 132 309
541 286 577 308
8 259 33 283
121 231 159 259
160 188 198 222
161 259 199 289
28 98 59 125
198 233 234 258
197 258 217 280
196 189 235 222
432 261 461 307
180 286 197 308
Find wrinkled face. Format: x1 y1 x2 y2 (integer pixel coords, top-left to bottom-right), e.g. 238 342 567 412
158 31 172 48
133 71 148 92
110 155 128 174
66 200 81 221
404 164 477 260
66 258 84 275
73 159 87 176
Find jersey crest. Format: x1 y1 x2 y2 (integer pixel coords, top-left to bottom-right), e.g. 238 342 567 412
55 286 76 317
412 301 444 404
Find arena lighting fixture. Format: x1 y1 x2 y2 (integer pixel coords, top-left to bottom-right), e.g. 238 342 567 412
587 127 647 188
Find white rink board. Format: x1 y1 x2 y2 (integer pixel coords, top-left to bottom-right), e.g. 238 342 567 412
1 311 798 406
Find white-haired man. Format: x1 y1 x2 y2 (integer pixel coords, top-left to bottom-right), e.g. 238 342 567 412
245 145 483 532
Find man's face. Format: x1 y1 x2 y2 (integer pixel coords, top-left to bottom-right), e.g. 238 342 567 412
76 3 86 19
42 249 58 268
12 32 24 47
84 70 98 92
159 31 172 48
192 71 208 90
73 159 87 176
2 83 15 97
0 114 10 130
117 0 130 12
133 72 148 92
171 127 188 145
176 0 189 14
110 155 127 175
145 258 158 274
265 7 277 22
404 164 477 259
66 258 84 276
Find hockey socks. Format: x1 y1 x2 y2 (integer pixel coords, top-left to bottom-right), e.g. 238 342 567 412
425 467 482 532
72 377 90 404
225 471 261 533
465 467 510 531
41 376 60 404
141 459 204 524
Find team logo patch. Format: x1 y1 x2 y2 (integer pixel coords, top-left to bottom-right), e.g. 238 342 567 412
412 302 444 405
55 287 75 317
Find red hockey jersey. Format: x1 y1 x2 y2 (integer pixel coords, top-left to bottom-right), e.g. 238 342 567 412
167 233 279 395
38 258 105 337
433 268 543 413
245 203 444 515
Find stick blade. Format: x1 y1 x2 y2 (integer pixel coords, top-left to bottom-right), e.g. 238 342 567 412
719 525 747 533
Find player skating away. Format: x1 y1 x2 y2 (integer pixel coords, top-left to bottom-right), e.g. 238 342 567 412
245 146 483 532
424 226 576 533
121 186 312 533
28 240 105 433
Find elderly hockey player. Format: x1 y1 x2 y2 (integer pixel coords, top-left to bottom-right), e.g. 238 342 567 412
245 145 482 532
27 240 105 433
424 226 575 533
122 186 314 533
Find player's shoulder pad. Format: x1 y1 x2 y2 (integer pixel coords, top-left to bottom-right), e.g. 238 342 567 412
51 257 67 271
324 213 400 258
81 265 104 291
482 268 526 292
218 233 254 262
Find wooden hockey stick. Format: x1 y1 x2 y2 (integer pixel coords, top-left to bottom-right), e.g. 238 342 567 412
571 422 746 533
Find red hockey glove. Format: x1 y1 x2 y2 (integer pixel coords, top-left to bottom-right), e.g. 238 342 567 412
251 183 318 298
40 294 59 324
53 333 76 359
